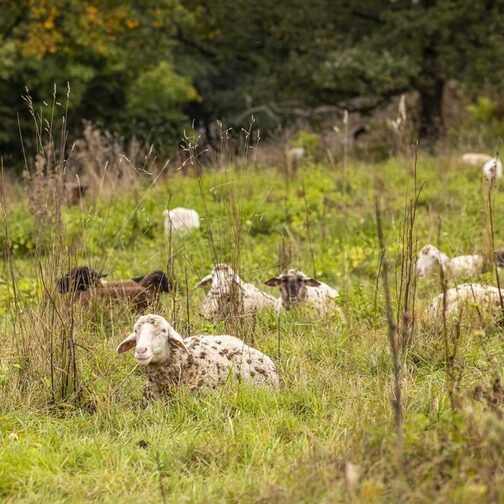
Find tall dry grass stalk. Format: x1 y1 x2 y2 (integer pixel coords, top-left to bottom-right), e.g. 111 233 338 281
484 141 503 314
342 110 349 194
374 145 422 450
375 195 403 447
69 121 143 200
438 264 464 411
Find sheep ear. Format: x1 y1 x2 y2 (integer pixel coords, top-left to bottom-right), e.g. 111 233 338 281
195 274 212 288
304 278 321 287
116 333 137 354
265 278 281 287
168 329 190 354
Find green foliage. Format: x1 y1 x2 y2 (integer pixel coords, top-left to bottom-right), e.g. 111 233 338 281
292 130 320 157
465 96 504 141
467 97 499 122
0 208 36 255
127 61 200 135
0 1 200 157
316 48 415 96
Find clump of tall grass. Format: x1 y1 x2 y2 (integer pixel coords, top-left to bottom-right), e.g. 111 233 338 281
1 87 162 407
178 118 268 340
69 121 162 202
2 86 80 404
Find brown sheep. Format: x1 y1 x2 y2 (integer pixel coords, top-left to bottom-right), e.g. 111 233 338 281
57 267 170 311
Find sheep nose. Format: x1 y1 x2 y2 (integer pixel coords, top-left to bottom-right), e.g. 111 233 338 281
137 347 148 354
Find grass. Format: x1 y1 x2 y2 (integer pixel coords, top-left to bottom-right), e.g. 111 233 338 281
1 154 504 502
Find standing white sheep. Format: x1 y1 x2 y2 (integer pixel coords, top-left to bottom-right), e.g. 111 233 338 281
116 314 279 405
416 245 485 279
264 269 340 315
163 207 200 236
196 263 277 321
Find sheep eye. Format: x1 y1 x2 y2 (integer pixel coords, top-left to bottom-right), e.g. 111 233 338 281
282 278 288 283
297 278 303 282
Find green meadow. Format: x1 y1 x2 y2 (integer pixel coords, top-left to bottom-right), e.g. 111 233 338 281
1 156 504 503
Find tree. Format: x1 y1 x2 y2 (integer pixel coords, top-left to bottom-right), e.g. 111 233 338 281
0 0 200 160
332 0 504 141
178 0 504 143
2 0 503 156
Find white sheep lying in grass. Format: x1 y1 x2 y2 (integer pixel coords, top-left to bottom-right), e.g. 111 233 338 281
163 207 200 236
264 269 340 315
427 283 503 318
416 245 485 279
196 263 277 321
482 157 503 182
461 153 492 166
117 314 279 405
287 147 305 160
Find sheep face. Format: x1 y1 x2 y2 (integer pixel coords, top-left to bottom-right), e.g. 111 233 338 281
116 314 188 366
416 245 441 277
57 266 106 293
196 263 243 296
265 269 320 309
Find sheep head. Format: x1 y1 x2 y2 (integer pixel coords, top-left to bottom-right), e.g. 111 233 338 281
57 266 107 293
132 271 171 293
416 245 445 277
264 269 320 309
116 314 188 366
195 263 244 296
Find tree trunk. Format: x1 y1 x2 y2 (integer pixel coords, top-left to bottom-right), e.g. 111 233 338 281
419 79 445 145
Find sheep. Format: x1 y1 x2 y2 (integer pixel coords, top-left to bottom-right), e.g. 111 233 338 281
57 267 170 311
163 207 200 236
196 263 276 321
482 157 503 182
264 269 340 315
460 153 502 181
416 245 485 279
427 283 503 318
103 271 170 293
461 153 492 166
116 314 279 405
286 147 305 176
287 147 305 160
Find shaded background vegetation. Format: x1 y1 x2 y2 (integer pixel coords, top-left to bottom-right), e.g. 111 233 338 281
1 0 504 166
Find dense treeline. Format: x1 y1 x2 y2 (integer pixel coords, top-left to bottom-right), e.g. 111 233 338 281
1 0 503 157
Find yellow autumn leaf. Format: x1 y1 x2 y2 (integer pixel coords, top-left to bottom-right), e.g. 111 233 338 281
125 19 139 29
86 6 99 22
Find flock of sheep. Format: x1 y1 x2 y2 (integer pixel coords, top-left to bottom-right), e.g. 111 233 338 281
57 208 342 404
56 152 502 406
